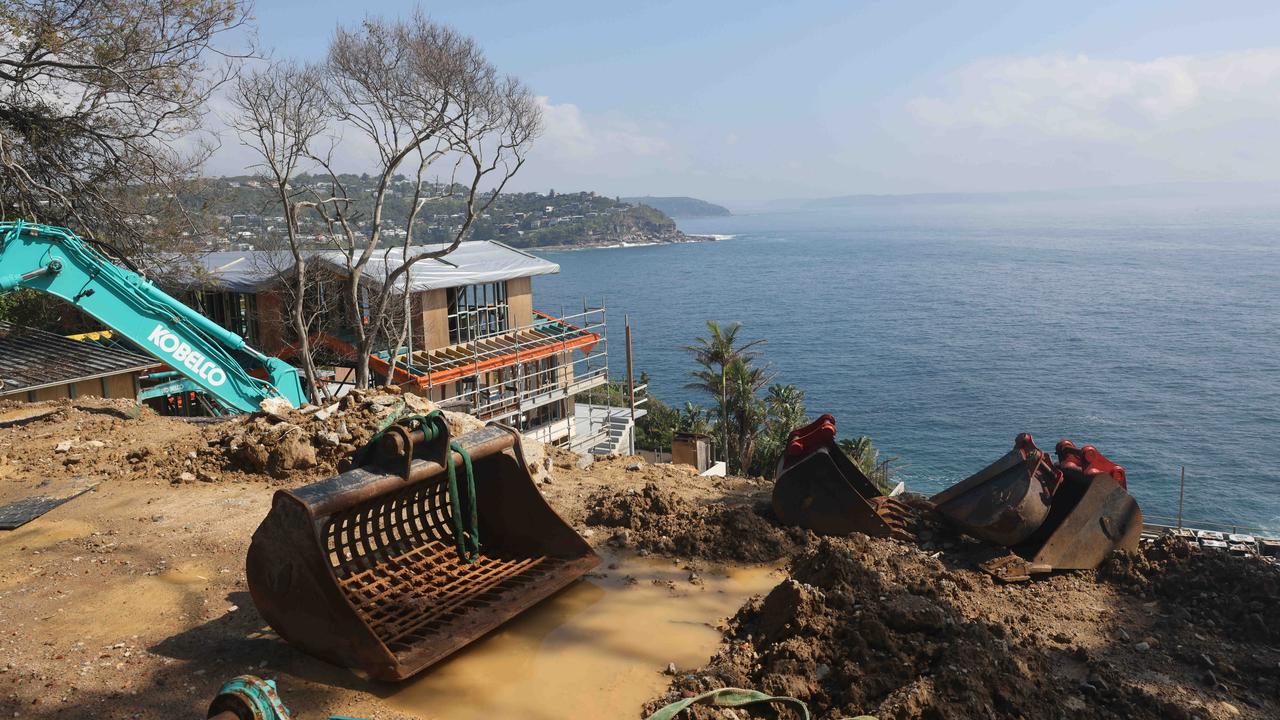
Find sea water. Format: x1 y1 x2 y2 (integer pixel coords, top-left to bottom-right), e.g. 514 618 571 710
535 196 1280 531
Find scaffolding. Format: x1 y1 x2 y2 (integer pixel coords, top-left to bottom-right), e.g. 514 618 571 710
377 304 620 448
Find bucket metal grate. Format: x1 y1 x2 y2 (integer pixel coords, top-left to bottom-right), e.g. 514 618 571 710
247 423 599 680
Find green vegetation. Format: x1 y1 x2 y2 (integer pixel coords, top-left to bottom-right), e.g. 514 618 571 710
633 321 897 486
621 196 731 218
186 178 694 250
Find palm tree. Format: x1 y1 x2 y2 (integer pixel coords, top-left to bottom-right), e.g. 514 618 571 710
838 435 896 493
752 383 808 475
723 357 774 474
678 402 712 435
765 384 807 434
684 321 766 469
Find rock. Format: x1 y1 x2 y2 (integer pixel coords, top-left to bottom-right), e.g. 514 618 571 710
313 403 340 422
176 472 196 484
54 440 74 453
576 453 594 470
314 431 341 447
258 396 294 420
368 393 400 407
442 410 484 436
402 393 436 413
1134 641 1151 652
82 440 106 450
196 470 218 483
1219 701 1241 717
626 463 642 471
665 662 678 675
268 434 317 475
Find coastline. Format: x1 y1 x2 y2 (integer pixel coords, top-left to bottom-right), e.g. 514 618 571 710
532 233 736 253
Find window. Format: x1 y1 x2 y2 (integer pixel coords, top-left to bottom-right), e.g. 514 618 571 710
189 291 258 345
447 281 509 344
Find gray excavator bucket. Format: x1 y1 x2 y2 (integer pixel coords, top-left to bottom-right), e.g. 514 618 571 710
981 467 1143 582
772 440 913 540
929 433 1057 547
246 421 599 681
931 434 1143 582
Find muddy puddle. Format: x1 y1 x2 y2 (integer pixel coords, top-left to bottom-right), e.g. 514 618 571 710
383 552 781 720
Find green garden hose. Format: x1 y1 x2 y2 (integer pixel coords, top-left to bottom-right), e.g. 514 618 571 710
644 687 876 720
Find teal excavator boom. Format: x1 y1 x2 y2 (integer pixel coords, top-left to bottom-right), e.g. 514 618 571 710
0 221 306 413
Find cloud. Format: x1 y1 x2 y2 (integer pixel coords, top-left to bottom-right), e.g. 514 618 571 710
908 49 1280 141
504 97 688 193
534 97 673 159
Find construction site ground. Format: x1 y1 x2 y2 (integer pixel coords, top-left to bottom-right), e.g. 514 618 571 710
0 398 1276 720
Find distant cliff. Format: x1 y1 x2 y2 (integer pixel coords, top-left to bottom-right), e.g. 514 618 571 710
622 196 731 218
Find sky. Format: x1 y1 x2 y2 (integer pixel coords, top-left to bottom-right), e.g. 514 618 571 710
204 0 1280 206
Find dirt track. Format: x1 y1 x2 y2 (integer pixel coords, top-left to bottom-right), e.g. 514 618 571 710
1 398 1277 719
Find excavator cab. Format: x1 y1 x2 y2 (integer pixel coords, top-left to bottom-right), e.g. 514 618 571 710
771 415 913 540
932 434 1142 582
246 417 598 681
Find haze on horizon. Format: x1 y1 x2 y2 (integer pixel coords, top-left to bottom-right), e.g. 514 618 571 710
204 0 1280 207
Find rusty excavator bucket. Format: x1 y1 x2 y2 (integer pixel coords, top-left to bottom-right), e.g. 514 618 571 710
246 417 599 681
932 434 1142 582
771 414 913 540
929 433 1058 547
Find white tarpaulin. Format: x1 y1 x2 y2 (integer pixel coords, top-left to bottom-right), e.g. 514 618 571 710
185 241 558 293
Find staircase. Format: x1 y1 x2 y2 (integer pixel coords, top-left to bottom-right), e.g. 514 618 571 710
589 414 634 455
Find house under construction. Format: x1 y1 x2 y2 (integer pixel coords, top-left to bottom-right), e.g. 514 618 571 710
173 242 643 453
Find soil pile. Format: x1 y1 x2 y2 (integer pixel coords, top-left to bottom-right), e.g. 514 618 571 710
0 392 493 486
1100 534 1280 645
651 534 1276 720
585 482 809 564
207 387 433 477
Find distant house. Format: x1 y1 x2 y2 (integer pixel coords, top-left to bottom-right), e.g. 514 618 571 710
0 323 155 403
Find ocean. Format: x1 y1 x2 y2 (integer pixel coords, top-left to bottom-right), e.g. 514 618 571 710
533 197 1280 532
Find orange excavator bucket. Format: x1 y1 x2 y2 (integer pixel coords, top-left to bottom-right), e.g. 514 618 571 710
246 419 599 681
771 415 913 540
931 434 1142 582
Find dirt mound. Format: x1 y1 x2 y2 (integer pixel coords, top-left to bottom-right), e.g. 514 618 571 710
0 390 495 485
585 482 808 563
649 535 1259 720
207 387 421 477
1100 535 1280 645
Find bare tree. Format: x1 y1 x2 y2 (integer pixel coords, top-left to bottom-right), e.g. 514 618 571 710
308 12 541 387
0 0 253 251
229 60 329 401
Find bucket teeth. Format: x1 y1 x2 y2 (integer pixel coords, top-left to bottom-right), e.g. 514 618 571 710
980 554 1036 583
869 496 916 541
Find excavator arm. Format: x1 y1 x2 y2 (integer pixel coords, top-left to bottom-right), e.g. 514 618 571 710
0 221 306 413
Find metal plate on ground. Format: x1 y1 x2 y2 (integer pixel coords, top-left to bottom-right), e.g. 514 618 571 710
0 486 95 530
0 406 59 428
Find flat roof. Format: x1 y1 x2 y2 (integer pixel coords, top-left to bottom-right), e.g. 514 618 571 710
0 323 156 396
184 241 559 294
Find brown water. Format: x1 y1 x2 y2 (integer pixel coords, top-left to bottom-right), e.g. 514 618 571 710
384 553 781 720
